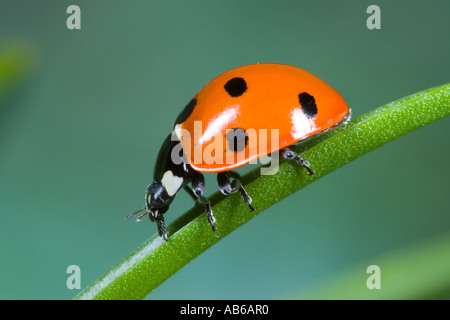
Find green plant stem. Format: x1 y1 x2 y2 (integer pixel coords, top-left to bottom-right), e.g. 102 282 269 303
76 83 450 300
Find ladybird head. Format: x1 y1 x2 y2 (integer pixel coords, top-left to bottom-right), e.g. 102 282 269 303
145 181 173 211
126 181 172 223
126 134 187 224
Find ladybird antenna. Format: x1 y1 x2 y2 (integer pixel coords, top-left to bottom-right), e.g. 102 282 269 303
136 210 152 222
125 207 146 221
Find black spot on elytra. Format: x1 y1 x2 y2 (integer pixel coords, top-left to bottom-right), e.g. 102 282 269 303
226 128 248 152
174 98 197 126
224 77 247 97
298 92 318 119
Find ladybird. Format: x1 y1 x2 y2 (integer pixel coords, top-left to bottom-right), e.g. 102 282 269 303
127 63 350 240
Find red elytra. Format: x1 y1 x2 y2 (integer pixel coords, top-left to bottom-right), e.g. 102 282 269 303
174 63 349 172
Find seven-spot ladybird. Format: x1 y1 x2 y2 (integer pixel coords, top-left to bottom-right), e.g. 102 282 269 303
127 63 350 240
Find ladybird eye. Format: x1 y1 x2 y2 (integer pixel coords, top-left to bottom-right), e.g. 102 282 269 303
298 92 318 119
224 77 247 97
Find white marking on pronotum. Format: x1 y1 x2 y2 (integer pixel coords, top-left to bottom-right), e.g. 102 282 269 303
161 170 184 196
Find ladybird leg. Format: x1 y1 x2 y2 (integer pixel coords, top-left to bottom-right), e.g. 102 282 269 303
156 215 168 241
153 209 168 241
217 171 255 211
280 148 316 175
191 172 217 232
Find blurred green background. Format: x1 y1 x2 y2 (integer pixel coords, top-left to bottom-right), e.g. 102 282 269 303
0 0 449 300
